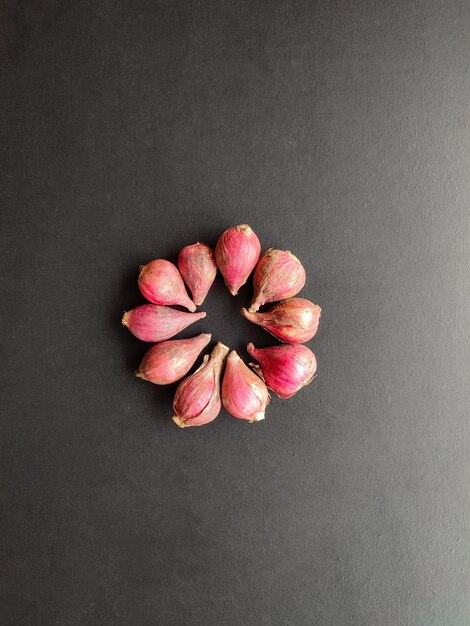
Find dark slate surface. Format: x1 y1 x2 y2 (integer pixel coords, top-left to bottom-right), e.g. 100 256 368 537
1 2 469 625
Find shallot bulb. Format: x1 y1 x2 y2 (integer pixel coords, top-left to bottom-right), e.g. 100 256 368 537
221 351 270 422
172 342 229 428
215 224 261 295
178 243 217 306
138 259 196 311
136 333 211 385
247 343 317 399
249 249 306 312
241 298 321 343
122 305 206 342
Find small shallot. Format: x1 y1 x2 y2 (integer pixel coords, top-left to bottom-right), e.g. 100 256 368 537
249 249 306 312
172 342 229 428
215 224 261 295
241 298 321 343
247 343 317 399
138 259 196 311
178 243 217 306
122 305 206 342
136 333 211 385
221 351 270 422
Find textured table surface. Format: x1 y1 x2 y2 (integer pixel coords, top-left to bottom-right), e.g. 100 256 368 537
1 2 470 625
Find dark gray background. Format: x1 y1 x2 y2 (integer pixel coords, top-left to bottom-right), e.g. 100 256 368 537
1 1 469 625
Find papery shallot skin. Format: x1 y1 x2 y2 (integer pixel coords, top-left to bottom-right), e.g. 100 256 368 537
222 351 270 422
138 259 196 311
122 305 206 342
136 333 211 385
249 249 306 312
241 298 321 343
215 225 261 296
247 343 317 399
172 342 229 428
178 243 217 306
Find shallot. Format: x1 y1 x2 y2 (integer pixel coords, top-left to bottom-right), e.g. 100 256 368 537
241 298 321 343
172 342 229 428
122 305 205 342
178 243 217 306
215 224 261 295
249 249 306 312
136 333 211 385
221 351 270 422
247 342 317 399
139 259 196 311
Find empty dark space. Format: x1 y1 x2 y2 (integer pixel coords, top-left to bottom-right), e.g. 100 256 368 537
1 2 469 625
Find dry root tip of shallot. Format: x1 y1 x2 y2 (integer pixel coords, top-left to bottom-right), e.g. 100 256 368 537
172 415 188 428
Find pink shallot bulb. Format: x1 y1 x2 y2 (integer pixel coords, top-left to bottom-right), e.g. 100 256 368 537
178 243 217 306
249 249 306 312
122 304 206 342
241 298 321 343
136 333 211 385
215 224 261 295
221 351 270 422
138 259 196 311
247 343 317 399
172 342 229 428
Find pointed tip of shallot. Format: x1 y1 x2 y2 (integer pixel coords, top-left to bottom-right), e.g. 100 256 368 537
241 307 256 320
246 342 255 355
121 312 129 326
228 287 239 296
135 370 147 381
252 411 265 422
249 363 265 381
213 342 230 360
286 250 303 265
